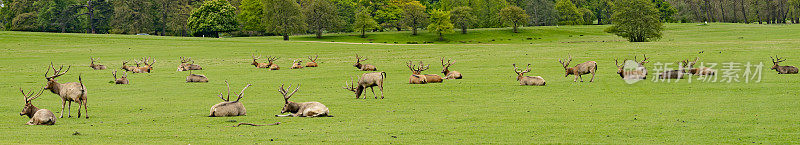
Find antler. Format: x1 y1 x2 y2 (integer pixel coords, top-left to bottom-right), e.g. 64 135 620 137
308 55 318 62
441 57 454 68
343 76 356 91
559 56 572 69
418 61 429 72
224 80 231 101
234 84 252 102
21 87 45 102
46 63 71 79
112 70 118 79
278 84 300 103
640 54 649 64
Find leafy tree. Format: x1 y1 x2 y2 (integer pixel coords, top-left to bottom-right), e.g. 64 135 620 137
154 0 192 36
35 0 80 33
792 0 800 23
331 0 358 32
589 0 613 24
427 9 453 40
523 0 557 26
2 0 38 30
237 0 265 33
265 0 306 40
354 8 379 38
605 0 662 42
401 1 427 35
11 12 37 31
450 6 476 34
374 0 404 31
652 0 677 23
110 0 156 34
188 0 238 37
304 0 341 38
555 0 584 25
499 5 527 33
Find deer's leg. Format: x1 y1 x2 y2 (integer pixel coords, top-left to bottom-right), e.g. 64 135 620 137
84 99 89 119
76 100 82 118
379 86 384 99
67 101 72 118
275 114 293 117
60 100 66 118
371 87 377 99
590 72 596 82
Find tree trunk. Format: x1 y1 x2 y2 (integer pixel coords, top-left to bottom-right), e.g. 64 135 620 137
361 29 366 38
513 23 518 33
740 0 748 23
438 32 444 41
316 29 322 38
412 27 417 35
283 34 289 40
461 27 467 34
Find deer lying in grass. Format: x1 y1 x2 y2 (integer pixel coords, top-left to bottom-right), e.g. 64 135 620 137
682 57 715 75
19 88 55 125
44 63 88 118
634 54 650 76
266 56 280 70
441 57 462 79
276 84 330 117
132 57 155 73
177 57 203 71
112 70 129 84
305 55 319 67
209 81 250 117
251 55 270 68
418 61 443 83
343 72 386 99
513 64 545 86
658 62 686 79
186 70 208 83
121 61 137 71
615 58 646 80
770 56 798 74
353 54 377 71
291 59 304 69
89 57 107 70
559 56 597 82
406 61 428 84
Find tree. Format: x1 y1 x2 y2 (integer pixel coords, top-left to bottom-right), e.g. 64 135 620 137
450 6 476 34
237 0 265 34
555 0 584 25
427 9 454 40
653 0 678 23
401 1 427 35
605 0 663 42
590 0 614 24
35 0 80 33
499 5 527 33
110 0 155 34
304 0 341 38
154 0 192 36
188 0 238 37
523 0 557 26
265 0 306 40
354 8 379 38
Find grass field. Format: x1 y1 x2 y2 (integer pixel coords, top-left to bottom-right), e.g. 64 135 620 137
1 23 799 144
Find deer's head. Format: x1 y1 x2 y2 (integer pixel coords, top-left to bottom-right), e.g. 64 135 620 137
19 87 44 117
513 64 531 81
278 84 300 114
558 56 573 77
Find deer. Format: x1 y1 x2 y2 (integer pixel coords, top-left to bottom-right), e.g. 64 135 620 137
43 63 89 119
19 87 56 125
266 56 280 70
420 61 443 83
177 57 203 71
770 56 798 74
513 64 546 86
559 56 598 82
407 61 427 84
658 61 686 79
121 61 137 71
89 57 107 70
634 54 650 76
132 57 155 73
353 54 377 71
682 57 716 75
305 55 319 67
441 57 462 79
290 59 304 69
615 58 646 80
112 70 129 84
209 81 251 117
251 55 270 68
276 84 330 117
343 72 386 99
186 70 209 83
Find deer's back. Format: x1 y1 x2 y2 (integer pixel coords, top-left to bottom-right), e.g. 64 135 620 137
424 74 443 83
362 64 377 71
298 102 328 117
59 82 86 100
31 109 55 125
210 101 246 117
575 61 597 73
445 71 462 79
520 76 545 86
778 66 799 74
361 72 385 86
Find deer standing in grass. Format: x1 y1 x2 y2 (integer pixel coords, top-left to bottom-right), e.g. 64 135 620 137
615 58 646 80
177 57 203 71
305 55 319 67
513 64 546 86
770 56 798 74
407 61 428 84
89 57 107 70
266 56 280 70
276 84 330 117
291 59 304 69
112 70 129 84
209 81 250 117
19 87 56 125
559 56 597 82
682 57 715 75
441 57 462 79
44 64 89 118
343 72 386 99
251 55 270 68
353 54 377 71
186 70 208 83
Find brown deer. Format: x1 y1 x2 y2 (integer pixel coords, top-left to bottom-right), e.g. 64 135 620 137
658 61 686 79
353 54 377 71
276 84 330 117
615 58 646 80
420 61 443 83
133 57 155 73
121 61 137 71
44 63 89 118
89 57 107 70
290 59 304 69
266 56 280 70
406 61 428 84
186 70 209 83
682 57 715 75
177 57 203 71
343 72 386 99
19 87 56 125
513 64 546 86
559 56 598 82
251 55 270 68
770 56 798 74
441 57 462 79
112 70 129 84
634 54 650 76
305 55 319 67
209 81 250 117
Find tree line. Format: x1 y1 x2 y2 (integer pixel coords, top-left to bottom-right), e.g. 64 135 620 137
1 0 798 38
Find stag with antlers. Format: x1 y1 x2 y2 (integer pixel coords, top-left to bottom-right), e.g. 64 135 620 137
177 57 203 71
770 56 798 74
112 70 129 84
306 55 319 67
615 58 646 80
89 57 107 70
407 61 429 84
441 57 462 79
19 87 56 125
559 56 598 82
209 81 251 117
266 56 281 70
44 63 89 118
132 57 155 73
682 57 715 75
251 54 270 68
276 84 330 117
344 72 386 99
513 64 546 86
354 54 377 71
291 59 304 69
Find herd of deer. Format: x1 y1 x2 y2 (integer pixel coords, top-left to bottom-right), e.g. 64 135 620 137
16 54 799 125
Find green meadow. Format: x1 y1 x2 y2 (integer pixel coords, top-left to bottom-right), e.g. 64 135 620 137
0 23 799 144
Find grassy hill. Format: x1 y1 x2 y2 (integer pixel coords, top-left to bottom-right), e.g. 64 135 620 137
0 23 799 144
